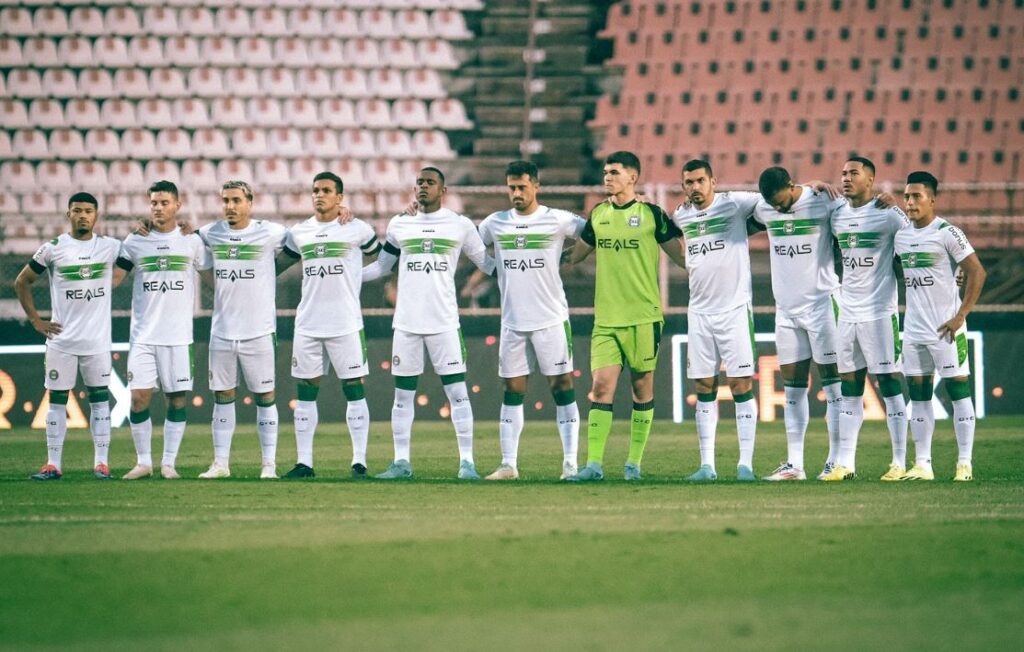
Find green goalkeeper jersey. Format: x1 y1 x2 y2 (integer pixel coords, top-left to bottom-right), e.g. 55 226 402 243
580 199 681 327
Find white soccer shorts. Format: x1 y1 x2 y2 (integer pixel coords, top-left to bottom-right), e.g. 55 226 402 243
391 328 466 377
291 330 368 380
128 343 193 392
775 294 840 366
903 331 970 379
837 314 903 375
686 304 756 379
208 333 276 392
498 321 574 378
44 346 110 391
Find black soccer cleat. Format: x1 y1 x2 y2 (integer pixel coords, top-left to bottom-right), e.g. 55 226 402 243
282 463 315 479
351 463 368 479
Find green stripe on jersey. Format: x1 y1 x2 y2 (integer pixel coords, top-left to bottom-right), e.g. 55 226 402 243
57 262 106 281
299 241 351 259
402 237 457 254
899 251 941 268
495 233 555 250
766 218 821 237
837 232 884 249
212 244 263 260
138 255 192 272
682 216 731 239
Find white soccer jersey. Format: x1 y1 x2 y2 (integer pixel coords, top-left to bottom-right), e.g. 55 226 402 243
199 219 287 341
384 208 491 335
672 190 759 314
285 216 379 338
831 201 909 322
895 217 975 344
28 233 120 355
479 205 584 331
752 186 842 318
118 228 205 346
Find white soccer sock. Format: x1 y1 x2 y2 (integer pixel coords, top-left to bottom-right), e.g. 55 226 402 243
783 386 809 470
346 398 370 466
129 416 153 467
556 402 580 465
695 398 718 471
46 403 67 470
498 402 524 467
909 399 934 467
952 397 976 464
211 402 236 465
824 382 842 465
883 394 908 467
257 404 278 465
89 401 111 466
293 399 318 467
838 395 865 470
444 381 474 464
391 388 416 461
736 397 758 469
162 418 186 467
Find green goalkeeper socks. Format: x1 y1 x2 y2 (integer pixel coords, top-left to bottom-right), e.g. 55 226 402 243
627 401 655 465
586 403 613 465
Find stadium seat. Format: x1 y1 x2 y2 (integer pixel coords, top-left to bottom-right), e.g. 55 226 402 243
69 6 107 36
231 127 269 157
23 37 60 67
393 98 431 129
345 38 383 69
143 160 182 186
187 67 226 97
323 8 361 37
36 161 73 191
269 128 305 157
369 69 406 99
431 10 472 40
290 156 326 185
341 128 379 158
406 69 445 99
127 36 166 68
306 37 345 63
199 36 238 66
99 98 138 129
14 129 51 159
111 69 150 99
429 99 472 129
29 99 65 129
304 128 341 158
0 100 30 130
378 130 414 159
332 159 367 189
395 9 431 39
94 36 132 67
319 98 358 128
237 37 275 66
255 157 292 186
0 7 34 36
382 39 419 68
365 159 403 187
252 191 278 216
32 7 69 35
215 159 254 186
137 98 176 128
22 191 58 214
225 68 261 97
412 130 455 160
7 69 45 99
122 128 159 159
192 127 232 159
102 193 133 217
210 97 249 127
296 69 332 99
180 159 220 191
142 7 179 35
331 70 371 98
66 98 102 129
0 38 25 67
355 98 394 128
215 6 252 35
164 36 203 66
418 40 459 69
289 8 323 35
107 160 145 191
105 6 143 36
0 190 18 214
283 97 320 128
279 190 311 216
49 129 86 159
361 9 397 38
180 6 218 36
150 68 190 98
84 129 122 159
72 161 110 189
274 37 311 67
80 69 116 99
254 7 290 37
172 97 211 128
247 97 285 127
42 69 80 98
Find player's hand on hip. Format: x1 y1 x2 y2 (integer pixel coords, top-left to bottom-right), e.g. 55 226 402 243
33 319 62 338
938 315 964 342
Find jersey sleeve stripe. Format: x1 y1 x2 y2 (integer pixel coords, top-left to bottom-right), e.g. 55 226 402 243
382 241 400 256
282 246 301 259
115 257 134 271
28 259 46 274
360 236 382 254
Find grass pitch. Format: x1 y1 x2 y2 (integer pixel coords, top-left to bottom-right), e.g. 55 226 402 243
1 416 1022 651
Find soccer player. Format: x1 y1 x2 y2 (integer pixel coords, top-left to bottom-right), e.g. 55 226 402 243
197 181 288 480
279 172 381 479
828 157 910 481
754 167 845 481
896 171 986 481
474 160 584 480
118 181 206 480
566 151 685 482
362 167 495 480
672 160 761 482
14 192 125 480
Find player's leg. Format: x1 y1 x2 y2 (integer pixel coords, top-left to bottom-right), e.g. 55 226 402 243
240 333 279 479
157 344 194 479
686 311 722 481
903 342 936 481
623 322 661 480
32 347 76 479
81 352 112 479
547 372 578 478
203 335 238 478
430 329 476 479
488 326 529 480
161 392 188 479
835 317 867 478
864 314 908 479
567 324 622 482
287 333 323 478
937 331 974 480
719 305 757 481
775 313 814 479
329 328 371 478
377 329 421 479
123 345 157 479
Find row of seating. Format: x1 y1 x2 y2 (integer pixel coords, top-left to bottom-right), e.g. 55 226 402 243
0 6 472 40
1 97 473 130
5 0 481 9
0 36 460 70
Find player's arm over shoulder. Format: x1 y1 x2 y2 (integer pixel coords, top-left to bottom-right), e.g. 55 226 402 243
644 202 683 242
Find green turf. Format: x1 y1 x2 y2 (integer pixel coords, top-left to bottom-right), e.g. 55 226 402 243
1 415 1023 651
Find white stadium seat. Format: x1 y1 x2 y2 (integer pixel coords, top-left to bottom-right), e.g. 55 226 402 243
382 39 419 69
341 128 378 159
247 97 285 127
112 69 151 99
150 68 189 98
345 38 382 69
224 67 261 97
214 7 252 36
0 100 30 129
180 159 220 191
172 97 211 128
94 36 132 67
72 161 110 189
291 157 325 185
304 128 341 158
143 160 182 186
14 129 51 159
231 127 269 157
331 69 371 98
107 160 145 191
296 68 332 99
42 69 80 98
164 36 203 66
69 7 106 36
269 128 305 157
253 7 290 37
103 194 133 217
99 98 138 129
66 98 103 129
210 97 249 127
355 98 394 128
430 98 472 129
323 8 360 37
0 162 37 190
406 69 445 99
137 98 176 129
49 129 86 159
81 69 116 99
23 37 59 67
29 99 65 129
279 190 310 216
142 7 179 36
33 7 70 34
23 191 59 214
253 192 278 217
36 161 73 191
365 159 404 187
413 130 456 160
84 129 123 159
179 7 217 36
237 37 275 67
105 7 143 36
289 8 323 36
274 37 311 67
419 39 460 69
156 128 195 159
260 68 297 97
127 36 166 68
0 7 34 36
283 97 320 127
369 69 406 99
199 36 238 66
7 69 44 99
192 128 232 159
122 128 159 159
396 10 431 39
187 67 226 97
215 159 254 185
432 10 473 39
378 129 414 159
57 36 95 66
0 38 24 67
306 37 344 63
255 157 293 186
332 159 367 189
360 9 396 38
319 98 357 129
393 98 431 129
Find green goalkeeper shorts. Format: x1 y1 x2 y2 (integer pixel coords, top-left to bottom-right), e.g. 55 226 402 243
590 321 663 373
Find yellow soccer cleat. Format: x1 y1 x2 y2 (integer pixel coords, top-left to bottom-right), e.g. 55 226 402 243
879 463 906 481
899 464 934 481
954 463 973 482
819 465 856 481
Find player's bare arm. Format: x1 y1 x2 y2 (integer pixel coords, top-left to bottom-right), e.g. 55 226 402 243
659 238 687 269
939 253 986 342
14 265 62 337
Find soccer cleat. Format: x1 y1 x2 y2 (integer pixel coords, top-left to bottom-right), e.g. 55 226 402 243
880 463 906 481
282 463 315 479
375 459 412 480
623 463 642 481
161 465 180 480
260 463 277 479
122 464 153 480
899 464 934 481
30 464 62 481
351 463 368 479
763 462 807 481
816 461 836 480
954 463 973 482
198 461 231 479
485 464 519 480
819 465 856 481
458 460 480 480
93 463 112 480
559 461 578 480
736 465 757 482
566 461 604 482
685 464 718 482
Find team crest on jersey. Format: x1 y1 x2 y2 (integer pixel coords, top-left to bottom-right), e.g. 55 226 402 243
848 233 859 247
157 256 169 271
314 244 327 257
627 215 640 228
228 246 240 259
907 253 917 267
784 221 795 235
80 265 93 279
49 369 58 380
698 221 708 235
515 234 527 249
421 239 435 253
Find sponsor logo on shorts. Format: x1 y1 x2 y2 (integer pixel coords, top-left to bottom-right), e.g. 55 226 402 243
260 379 273 385
447 360 460 366
555 360 568 366
176 377 190 383
348 364 361 370
739 363 751 369
48 369 58 380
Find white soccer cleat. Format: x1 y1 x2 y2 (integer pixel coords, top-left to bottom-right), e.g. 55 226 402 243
485 464 519 480
160 465 180 480
559 461 578 480
260 463 277 479
763 462 807 481
122 464 153 480
198 461 231 479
